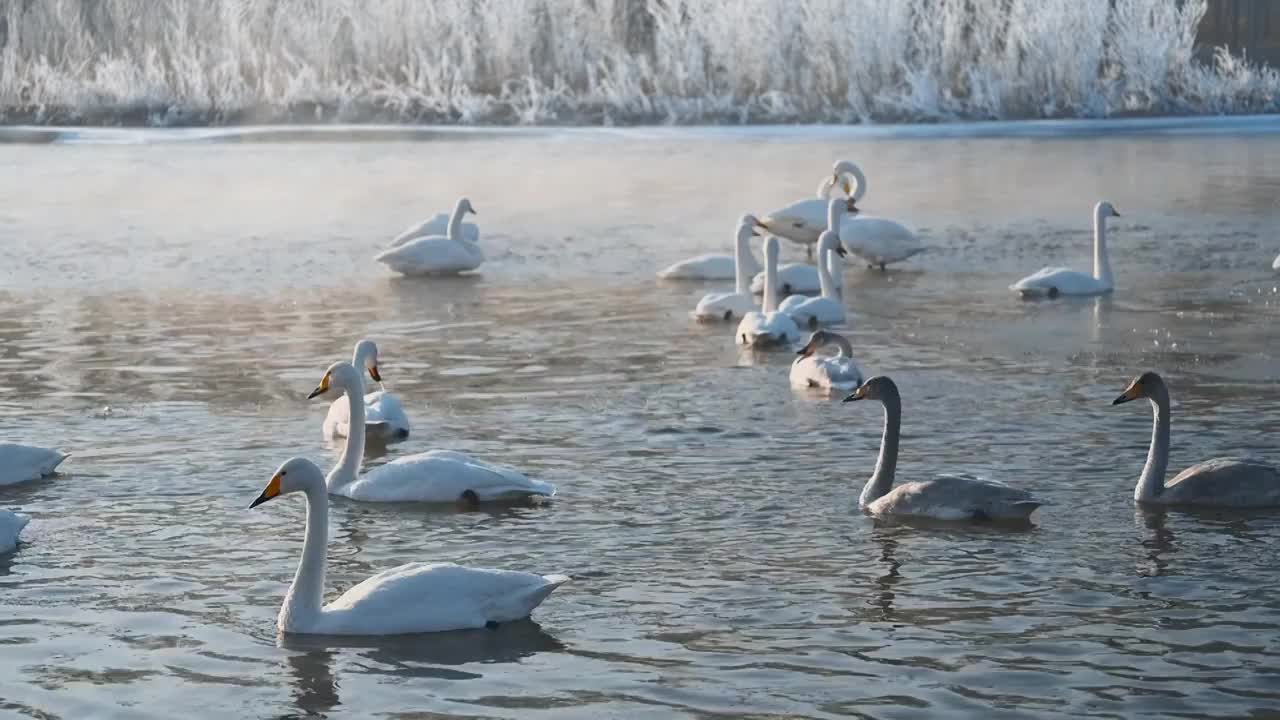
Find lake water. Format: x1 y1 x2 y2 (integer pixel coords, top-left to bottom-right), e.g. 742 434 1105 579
2 120 1280 719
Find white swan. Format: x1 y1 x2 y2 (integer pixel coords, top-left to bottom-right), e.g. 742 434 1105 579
758 160 866 257
692 216 761 321
322 339 411 442
389 202 480 248
1112 371 1280 506
790 330 864 391
309 362 554 504
736 237 801 348
0 443 69 486
249 457 569 635
375 198 483 275
840 212 926 271
1012 201 1120 298
0 510 29 554
843 377 1042 521
1272 253 1279 271
779 228 847 327
659 216 763 281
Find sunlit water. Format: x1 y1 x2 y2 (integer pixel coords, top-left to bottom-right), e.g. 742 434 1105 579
2 120 1280 718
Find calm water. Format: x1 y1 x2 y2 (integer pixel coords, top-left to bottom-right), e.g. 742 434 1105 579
2 122 1280 719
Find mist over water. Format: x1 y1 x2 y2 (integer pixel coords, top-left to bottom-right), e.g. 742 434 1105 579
2 0 1279 126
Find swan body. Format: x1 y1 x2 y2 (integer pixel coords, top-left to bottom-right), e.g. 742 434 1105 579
658 253 758 281
843 377 1041 521
309 362 553 504
322 339 411 442
250 457 569 635
0 443 69 486
737 237 801 348
1012 201 1120 297
750 262 825 296
840 215 925 270
390 212 479 248
758 160 866 250
375 198 483 275
791 330 864 391
692 216 762 321
780 224 847 327
0 510 29 553
1113 371 1280 507
1273 253 1280 271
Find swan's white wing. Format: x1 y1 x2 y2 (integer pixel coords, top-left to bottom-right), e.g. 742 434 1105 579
738 311 800 347
390 214 479 247
693 291 755 321
323 397 351 437
750 263 821 295
375 236 483 274
868 474 1039 521
781 297 845 326
839 215 924 264
1162 457 1280 507
365 391 411 438
314 562 569 635
1271 253 1279 271
657 254 736 280
759 198 828 245
0 510 30 553
0 444 68 486
790 355 864 390
1010 267 1105 296
341 450 553 503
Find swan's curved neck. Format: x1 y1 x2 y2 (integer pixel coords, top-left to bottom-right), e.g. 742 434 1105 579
329 380 366 491
351 346 373 392
281 480 329 629
831 334 854 359
818 243 838 299
1093 213 1113 287
734 232 754 295
1136 391 1170 502
447 205 466 242
763 250 779 313
861 391 900 507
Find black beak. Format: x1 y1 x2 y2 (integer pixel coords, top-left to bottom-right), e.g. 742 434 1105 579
306 385 326 400
842 393 863 403
1112 394 1133 405
369 366 382 382
469 207 478 215
835 246 847 257
249 490 275 509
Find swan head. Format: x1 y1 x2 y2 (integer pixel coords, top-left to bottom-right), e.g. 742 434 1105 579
763 235 780 263
831 160 867 202
456 197 477 216
842 375 899 404
1112 370 1166 405
737 214 762 239
1095 201 1120 219
249 457 325 508
353 339 382 382
306 361 362 400
796 329 841 357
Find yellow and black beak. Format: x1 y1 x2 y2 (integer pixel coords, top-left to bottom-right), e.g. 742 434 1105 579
796 339 818 358
1112 382 1142 405
835 245 847 257
249 472 282 509
845 197 859 212
306 372 331 400
842 384 868 403
369 365 382 382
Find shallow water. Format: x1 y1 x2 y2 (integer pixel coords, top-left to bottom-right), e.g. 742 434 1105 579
2 121 1280 719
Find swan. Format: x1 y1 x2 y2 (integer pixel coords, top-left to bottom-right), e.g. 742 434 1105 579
790 330 864 391
779 228 847 328
0 510 29 554
309 361 554 504
840 212 926 271
1112 371 1280 506
692 216 762 321
736 236 801 348
843 377 1042 521
321 339 411 442
249 457 569 635
375 198 483 275
1012 201 1120 298
659 215 763 281
758 160 866 258
1273 253 1279 271
389 201 480 248
0 443 69 486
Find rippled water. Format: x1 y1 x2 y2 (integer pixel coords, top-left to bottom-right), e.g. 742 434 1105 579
2 121 1280 718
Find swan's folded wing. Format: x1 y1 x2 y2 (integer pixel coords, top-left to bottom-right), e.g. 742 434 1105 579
0 443 68 486
375 236 481 272
658 254 734 280
839 216 922 261
759 198 827 242
1010 266 1082 292
1164 457 1280 506
0 510 30 553
365 391 411 434
351 450 553 502
390 215 478 247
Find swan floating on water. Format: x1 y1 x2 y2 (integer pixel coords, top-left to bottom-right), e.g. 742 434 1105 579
780 225 848 328
790 330 864 391
1012 201 1120 298
692 216 762 321
375 198 483 275
389 201 480 248
843 377 1042 521
322 339 411 442
736 237 801 348
660 216 763 281
758 160 865 258
249 457 569 635
1112 371 1280 507
0 443 69 486
0 510 29 554
309 361 554 504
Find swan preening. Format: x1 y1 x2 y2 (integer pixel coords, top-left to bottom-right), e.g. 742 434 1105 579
0 443 69 486
376 198 483 275
249 457 568 635
692 216 763 321
1012 201 1120 298
1113 371 1280 507
322 339 411 442
0 510 29 554
758 160 865 257
790 330 864 391
736 236 801 348
309 361 554 504
843 377 1042 521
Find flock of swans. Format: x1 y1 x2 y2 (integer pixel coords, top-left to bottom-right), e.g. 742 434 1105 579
3 158 1279 637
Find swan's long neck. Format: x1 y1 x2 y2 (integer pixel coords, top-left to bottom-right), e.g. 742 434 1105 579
447 204 466 242
832 334 855 359
1093 212 1113 287
351 345 373 393
817 242 838 300
329 381 366 491
860 391 900 507
734 231 753 295
1136 390 1170 502
281 480 329 628
763 248 779 313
